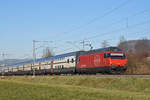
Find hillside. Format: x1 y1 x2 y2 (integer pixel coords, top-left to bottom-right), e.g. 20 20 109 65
118 39 150 74
118 39 150 53
0 59 31 67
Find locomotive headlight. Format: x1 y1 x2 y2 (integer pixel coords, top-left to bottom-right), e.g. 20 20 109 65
111 64 114 66
124 63 127 66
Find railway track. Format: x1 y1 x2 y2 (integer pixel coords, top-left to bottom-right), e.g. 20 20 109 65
48 74 150 78
93 75 150 78
2 74 150 78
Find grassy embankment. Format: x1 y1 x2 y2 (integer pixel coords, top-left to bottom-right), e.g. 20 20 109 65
0 76 150 100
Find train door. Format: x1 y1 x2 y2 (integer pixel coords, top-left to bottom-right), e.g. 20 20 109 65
51 61 54 73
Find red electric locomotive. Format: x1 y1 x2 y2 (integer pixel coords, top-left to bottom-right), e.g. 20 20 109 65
76 47 127 74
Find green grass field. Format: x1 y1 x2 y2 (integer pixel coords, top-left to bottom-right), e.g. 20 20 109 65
0 76 150 100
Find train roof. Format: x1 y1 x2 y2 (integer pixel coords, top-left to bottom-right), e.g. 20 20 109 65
94 47 122 52
80 47 123 55
6 52 77 68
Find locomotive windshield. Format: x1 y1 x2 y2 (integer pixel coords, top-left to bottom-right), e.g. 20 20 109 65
110 53 125 59
104 53 125 59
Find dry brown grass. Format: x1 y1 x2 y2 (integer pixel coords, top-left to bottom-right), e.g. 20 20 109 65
125 53 150 75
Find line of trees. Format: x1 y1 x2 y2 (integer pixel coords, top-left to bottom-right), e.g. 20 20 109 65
118 36 150 74
118 36 150 58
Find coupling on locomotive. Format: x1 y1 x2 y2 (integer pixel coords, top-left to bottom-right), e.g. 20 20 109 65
0 47 127 75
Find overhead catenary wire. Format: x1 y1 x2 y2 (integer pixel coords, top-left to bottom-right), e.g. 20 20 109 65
89 29 150 49
55 0 133 41
100 8 150 29
56 47 75 55
76 8 150 41
74 20 150 48
57 5 150 48
83 20 150 40
51 0 150 54
55 8 150 54
49 0 134 53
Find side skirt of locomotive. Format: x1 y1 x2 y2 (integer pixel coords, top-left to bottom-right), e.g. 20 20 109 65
76 66 127 74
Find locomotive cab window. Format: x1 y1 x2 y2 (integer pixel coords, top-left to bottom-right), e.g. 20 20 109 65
110 53 125 59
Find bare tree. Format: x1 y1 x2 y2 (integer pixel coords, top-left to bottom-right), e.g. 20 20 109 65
119 35 126 43
42 47 54 58
135 38 150 58
101 40 109 48
118 36 129 52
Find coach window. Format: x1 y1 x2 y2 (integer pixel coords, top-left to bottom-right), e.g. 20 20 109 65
67 59 69 63
62 65 64 69
71 58 74 63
